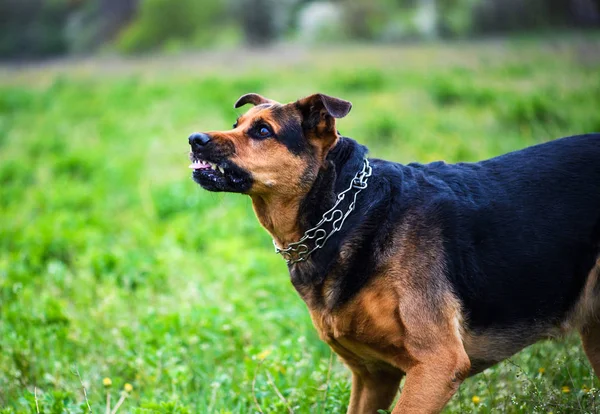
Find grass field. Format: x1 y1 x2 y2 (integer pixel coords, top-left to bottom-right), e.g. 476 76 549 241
2 35 600 413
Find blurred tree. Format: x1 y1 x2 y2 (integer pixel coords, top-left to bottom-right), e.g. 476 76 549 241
341 0 385 40
437 0 481 37
333 0 599 40
116 0 225 53
233 0 299 45
547 0 600 26
0 0 73 59
472 0 600 33
236 0 278 45
330 0 413 40
335 0 478 40
570 0 600 25
0 0 139 58
297 2 345 42
65 0 139 54
96 0 139 44
2 0 599 59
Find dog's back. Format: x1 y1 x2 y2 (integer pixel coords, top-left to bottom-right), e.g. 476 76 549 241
409 134 600 333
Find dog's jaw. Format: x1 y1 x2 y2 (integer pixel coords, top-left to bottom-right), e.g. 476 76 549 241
189 152 253 193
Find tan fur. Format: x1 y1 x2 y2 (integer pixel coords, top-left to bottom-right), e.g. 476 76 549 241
220 100 340 247
207 104 317 246
580 320 600 377
567 258 600 331
209 96 346 247
579 260 600 377
347 370 404 414
305 225 471 413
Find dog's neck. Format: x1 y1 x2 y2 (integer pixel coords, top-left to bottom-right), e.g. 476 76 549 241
250 138 368 260
249 165 332 249
250 194 304 248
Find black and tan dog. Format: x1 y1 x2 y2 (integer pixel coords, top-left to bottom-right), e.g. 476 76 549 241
188 93 600 413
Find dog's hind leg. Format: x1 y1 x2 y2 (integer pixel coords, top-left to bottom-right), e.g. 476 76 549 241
580 260 600 377
581 321 600 377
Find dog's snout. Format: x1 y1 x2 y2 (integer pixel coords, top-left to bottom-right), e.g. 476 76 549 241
188 132 211 149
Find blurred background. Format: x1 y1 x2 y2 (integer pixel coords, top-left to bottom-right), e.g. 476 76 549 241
1 0 599 59
2 1 600 413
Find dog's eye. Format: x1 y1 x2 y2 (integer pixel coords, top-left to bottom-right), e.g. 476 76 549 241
232 122 238 129
258 126 271 138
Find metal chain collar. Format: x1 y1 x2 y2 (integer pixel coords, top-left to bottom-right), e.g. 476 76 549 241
273 158 372 265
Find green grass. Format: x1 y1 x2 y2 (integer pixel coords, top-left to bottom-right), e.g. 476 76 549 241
1 35 600 413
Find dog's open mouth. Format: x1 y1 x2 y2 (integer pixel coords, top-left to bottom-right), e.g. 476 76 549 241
189 152 252 193
189 156 226 174
189 153 229 187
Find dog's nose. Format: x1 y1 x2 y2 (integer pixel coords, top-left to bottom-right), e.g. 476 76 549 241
188 132 211 149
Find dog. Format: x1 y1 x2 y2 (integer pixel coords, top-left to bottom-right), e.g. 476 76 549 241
188 92 600 413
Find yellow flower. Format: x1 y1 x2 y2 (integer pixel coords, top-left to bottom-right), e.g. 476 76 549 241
538 367 545 374
582 385 590 393
257 349 271 361
124 383 133 393
561 386 570 393
472 396 481 404
103 377 112 387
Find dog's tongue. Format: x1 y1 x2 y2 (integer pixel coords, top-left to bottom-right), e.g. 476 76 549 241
189 160 211 170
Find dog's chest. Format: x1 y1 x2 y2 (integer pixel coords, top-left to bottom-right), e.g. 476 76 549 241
306 279 408 368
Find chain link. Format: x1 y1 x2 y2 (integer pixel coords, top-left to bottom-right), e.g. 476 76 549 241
273 158 372 264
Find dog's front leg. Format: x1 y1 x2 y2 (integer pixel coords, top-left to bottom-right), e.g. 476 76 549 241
346 367 403 414
391 298 471 414
391 354 469 414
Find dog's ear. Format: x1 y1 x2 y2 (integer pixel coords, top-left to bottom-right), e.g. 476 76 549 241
296 94 352 155
296 93 352 122
296 93 352 131
234 93 276 108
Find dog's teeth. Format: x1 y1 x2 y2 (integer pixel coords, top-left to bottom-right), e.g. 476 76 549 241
210 163 216 170
218 166 224 174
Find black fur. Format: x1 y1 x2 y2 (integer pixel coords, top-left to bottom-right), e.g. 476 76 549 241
271 107 310 156
293 134 600 332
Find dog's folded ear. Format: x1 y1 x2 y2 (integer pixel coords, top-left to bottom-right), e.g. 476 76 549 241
295 94 352 154
234 93 276 108
297 93 352 120
296 93 352 134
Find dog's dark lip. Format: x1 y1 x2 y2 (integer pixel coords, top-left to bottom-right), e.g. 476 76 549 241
189 152 227 173
188 150 252 193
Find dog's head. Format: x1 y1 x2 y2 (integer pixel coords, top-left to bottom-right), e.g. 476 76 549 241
188 93 352 196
